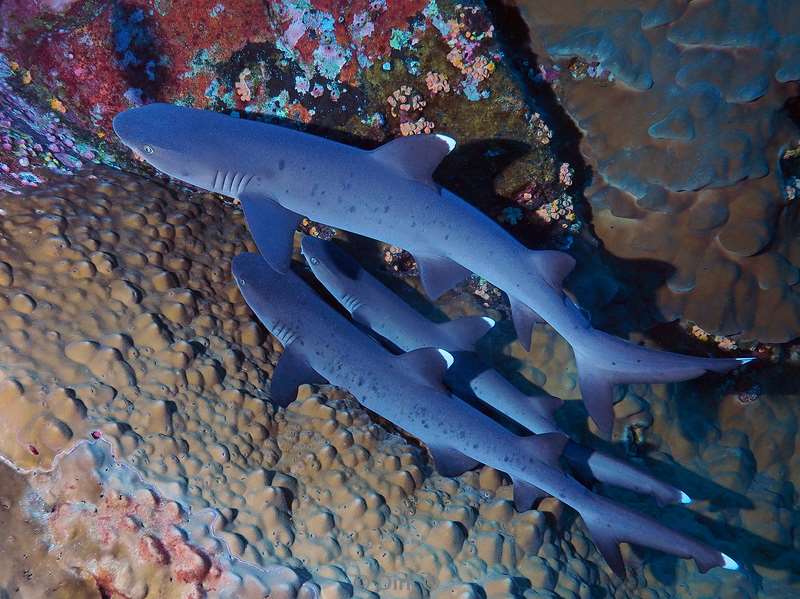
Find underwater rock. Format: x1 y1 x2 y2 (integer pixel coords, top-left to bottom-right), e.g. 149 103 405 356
513 0 800 343
0 166 624 598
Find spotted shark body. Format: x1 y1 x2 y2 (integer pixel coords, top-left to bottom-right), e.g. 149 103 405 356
113 102 752 437
232 251 737 577
300 235 692 507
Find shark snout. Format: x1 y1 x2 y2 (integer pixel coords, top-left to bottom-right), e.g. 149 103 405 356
300 235 360 279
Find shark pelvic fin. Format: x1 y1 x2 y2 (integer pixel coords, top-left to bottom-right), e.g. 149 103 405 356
270 345 327 407
370 133 456 188
583 514 627 578
508 295 545 352
428 444 481 476
576 359 616 439
396 347 451 391
415 253 472 299
512 478 548 511
437 315 495 351
529 250 576 290
239 193 302 274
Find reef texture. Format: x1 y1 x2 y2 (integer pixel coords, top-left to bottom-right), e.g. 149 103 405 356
0 167 611 599
514 0 800 342
0 165 795 598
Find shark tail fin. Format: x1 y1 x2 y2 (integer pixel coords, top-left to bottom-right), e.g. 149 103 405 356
575 356 616 440
437 315 495 351
579 496 733 578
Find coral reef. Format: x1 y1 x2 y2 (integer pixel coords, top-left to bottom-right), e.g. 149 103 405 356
0 166 618 598
514 0 800 342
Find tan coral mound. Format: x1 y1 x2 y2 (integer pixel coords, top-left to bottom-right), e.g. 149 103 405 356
0 166 627 598
515 0 800 342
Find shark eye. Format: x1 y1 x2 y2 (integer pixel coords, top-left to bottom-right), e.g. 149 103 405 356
238 277 246 286
142 144 154 154
310 257 319 265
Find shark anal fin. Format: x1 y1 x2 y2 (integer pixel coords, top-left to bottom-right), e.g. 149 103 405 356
518 432 569 469
239 193 302 274
508 295 545 352
370 134 456 189
512 478 548 511
414 253 471 300
584 516 626 578
576 361 616 439
428 444 480 477
395 347 451 391
270 345 327 407
436 315 495 351
529 250 576 290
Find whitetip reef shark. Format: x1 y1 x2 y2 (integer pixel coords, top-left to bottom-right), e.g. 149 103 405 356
112 103 753 438
231 251 738 577
300 235 691 507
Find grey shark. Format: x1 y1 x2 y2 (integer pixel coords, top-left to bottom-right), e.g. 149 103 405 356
300 235 691 507
113 103 753 437
231 251 737 577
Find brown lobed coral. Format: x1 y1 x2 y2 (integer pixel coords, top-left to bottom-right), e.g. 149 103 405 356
513 0 800 342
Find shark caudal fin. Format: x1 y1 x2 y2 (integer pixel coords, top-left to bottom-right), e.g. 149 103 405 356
579 496 734 578
437 315 495 351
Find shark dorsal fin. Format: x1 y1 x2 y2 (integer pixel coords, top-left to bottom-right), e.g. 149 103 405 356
370 134 456 188
529 250 576 290
415 252 472 299
396 347 452 391
437 315 495 351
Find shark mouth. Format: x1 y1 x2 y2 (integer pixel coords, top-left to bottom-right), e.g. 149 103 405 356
212 170 253 196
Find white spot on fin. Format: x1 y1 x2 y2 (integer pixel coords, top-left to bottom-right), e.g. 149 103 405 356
679 491 692 504
370 134 455 188
721 553 739 570
437 349 455 368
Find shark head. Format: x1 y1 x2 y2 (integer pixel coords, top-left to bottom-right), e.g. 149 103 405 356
301 235 362 301
232 253 292 331
113 103 240 192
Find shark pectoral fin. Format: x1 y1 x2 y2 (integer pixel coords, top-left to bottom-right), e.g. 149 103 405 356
239 193 302 274
583 515 626 578
577 362 616 440
395 347 451 391
528 250 576 290
508 295 545 352
370 133 456 189
511 478 548 511
437 315 495 350
270 346 327 407
415 253 472 300
428 444 480 477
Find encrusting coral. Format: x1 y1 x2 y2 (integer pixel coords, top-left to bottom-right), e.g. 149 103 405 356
515 0 800 343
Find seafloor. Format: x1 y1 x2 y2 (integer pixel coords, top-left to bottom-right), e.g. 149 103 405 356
0 1 798 598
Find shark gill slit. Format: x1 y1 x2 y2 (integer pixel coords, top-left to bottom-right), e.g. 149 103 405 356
212 170 222 191
237 174 254 196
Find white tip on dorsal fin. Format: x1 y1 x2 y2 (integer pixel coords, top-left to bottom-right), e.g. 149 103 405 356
370 134 456 189
396 347 451 391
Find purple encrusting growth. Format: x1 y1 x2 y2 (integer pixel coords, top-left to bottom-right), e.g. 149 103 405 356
231 251 737 577
0 54 117 193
